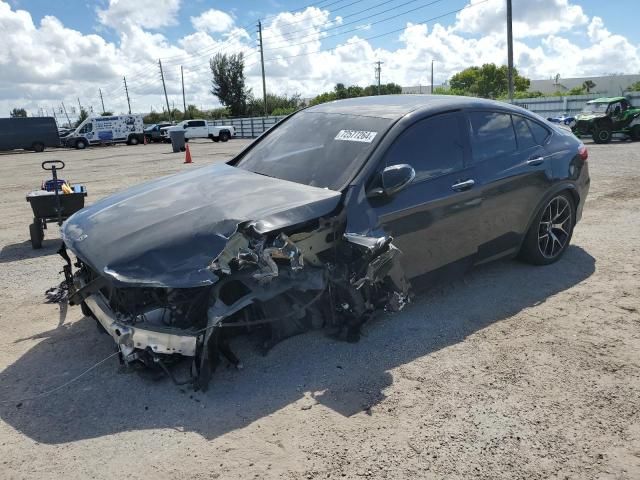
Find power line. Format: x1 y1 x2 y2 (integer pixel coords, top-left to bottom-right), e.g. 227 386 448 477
261 0 491 63
265 0 448 51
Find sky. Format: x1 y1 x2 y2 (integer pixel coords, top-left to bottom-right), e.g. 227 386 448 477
1 0 639 120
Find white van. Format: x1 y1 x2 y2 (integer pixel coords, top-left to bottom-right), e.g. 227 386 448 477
66 115 144 149
161 119 235 142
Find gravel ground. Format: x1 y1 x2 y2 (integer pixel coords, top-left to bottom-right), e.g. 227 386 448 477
0 139 639 480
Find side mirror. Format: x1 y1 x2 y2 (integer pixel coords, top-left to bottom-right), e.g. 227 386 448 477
368 164 416 197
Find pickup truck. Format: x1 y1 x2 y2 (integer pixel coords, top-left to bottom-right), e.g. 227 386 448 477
161 119 235 143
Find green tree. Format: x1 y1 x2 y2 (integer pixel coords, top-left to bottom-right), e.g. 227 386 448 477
210 52 250 117
74 107 89 127
101 111 114 116
568 86 586 95
626 81 640 92
245 93 303 117
10 108 27 117
450 64 531 98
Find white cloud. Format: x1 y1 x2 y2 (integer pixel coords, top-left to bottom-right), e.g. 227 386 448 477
191 9 235 33
97 0 181 30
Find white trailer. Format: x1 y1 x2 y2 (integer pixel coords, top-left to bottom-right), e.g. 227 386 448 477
66 114 144 149
161 119 235 142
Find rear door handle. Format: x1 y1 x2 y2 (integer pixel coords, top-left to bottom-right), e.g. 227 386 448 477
527 156 545 166
451 179 475 191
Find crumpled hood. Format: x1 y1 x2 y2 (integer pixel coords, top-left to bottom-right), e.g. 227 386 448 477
62 163 341 288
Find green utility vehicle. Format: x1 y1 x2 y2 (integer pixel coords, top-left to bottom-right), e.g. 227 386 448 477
572 97 640 143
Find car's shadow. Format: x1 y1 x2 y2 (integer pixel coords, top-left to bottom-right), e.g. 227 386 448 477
0 238 61 263
0 246 595 444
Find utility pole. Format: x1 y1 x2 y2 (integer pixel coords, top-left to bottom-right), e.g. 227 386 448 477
258 21 267 116
374 61 384 95
158 59 172 121
61 101 71 127
50 105 57 122
506 0 514 102
77 97 82 115
181 66 187 118
123 76 131 114
99 88 106 114
431 60 434 94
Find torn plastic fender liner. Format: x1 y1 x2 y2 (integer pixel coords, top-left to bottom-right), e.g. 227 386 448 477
196 269 326 391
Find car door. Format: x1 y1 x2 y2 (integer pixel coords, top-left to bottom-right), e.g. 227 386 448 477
466 111 553 262
368 111 485 280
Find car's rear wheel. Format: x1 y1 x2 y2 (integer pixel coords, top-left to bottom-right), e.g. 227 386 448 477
128 135 139 145
31 142 45 152
631 125 640 141
593 126 612 144
520 192 575 265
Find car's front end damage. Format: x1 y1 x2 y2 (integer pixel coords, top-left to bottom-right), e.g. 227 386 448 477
60 163 409 391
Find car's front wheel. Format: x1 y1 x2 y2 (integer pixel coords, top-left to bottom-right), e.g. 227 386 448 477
631 125 640 141
520 192 575 265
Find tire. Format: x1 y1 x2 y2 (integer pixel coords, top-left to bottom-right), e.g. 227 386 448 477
32 142 45 152
76 139 87 149
519 192 575 265
185 138 189 143
29 221 44 249
593 126 612 144
128 135 139 145
220 131 230 142
631 125 640 141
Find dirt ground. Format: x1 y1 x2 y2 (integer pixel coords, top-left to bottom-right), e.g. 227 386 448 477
0 138 638 480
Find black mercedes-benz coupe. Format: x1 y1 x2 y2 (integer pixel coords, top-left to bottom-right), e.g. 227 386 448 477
61 95 590 389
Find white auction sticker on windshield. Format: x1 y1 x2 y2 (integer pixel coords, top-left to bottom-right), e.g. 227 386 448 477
334 130 377 143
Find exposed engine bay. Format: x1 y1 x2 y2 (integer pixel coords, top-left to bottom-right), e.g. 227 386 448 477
61 214 409 391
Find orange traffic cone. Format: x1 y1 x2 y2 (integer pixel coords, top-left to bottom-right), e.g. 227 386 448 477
184 144 192 164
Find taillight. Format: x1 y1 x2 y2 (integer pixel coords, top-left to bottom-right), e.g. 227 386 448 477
578 144 588 161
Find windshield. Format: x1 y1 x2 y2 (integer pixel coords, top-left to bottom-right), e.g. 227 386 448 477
235 111 392 191
144 125 156 132
582 102 609 114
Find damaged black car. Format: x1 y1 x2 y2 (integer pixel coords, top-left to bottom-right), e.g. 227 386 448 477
60 95 590 390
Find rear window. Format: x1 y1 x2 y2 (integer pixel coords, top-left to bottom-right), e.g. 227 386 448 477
526 119 550 145
468 112 517 163
512 115 537 150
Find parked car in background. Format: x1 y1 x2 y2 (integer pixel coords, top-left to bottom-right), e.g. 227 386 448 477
65 114 144 149
0 117 59 152
547 114 576 129
61 95 590 390
572 97 640 143
144 122 173 143
161 119 235 142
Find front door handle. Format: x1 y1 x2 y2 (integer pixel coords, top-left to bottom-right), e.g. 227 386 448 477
451 179 475 191
527 156 545 166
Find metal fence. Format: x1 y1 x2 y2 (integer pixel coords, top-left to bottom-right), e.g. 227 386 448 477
208 115 287 138
513 92 640 118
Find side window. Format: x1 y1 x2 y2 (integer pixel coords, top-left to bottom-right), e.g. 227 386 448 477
80 123 92 134
191 120 205 127
526 119 550 145
468 112 517 163
383 112 464 181
512 115 537 150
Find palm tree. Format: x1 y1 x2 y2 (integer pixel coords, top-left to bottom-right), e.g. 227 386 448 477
582 80 596 93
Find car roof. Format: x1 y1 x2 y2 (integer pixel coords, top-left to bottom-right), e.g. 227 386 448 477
305 94 530 120
588 97 626 104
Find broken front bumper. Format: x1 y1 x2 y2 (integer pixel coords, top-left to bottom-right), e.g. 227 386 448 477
83 291 198 358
